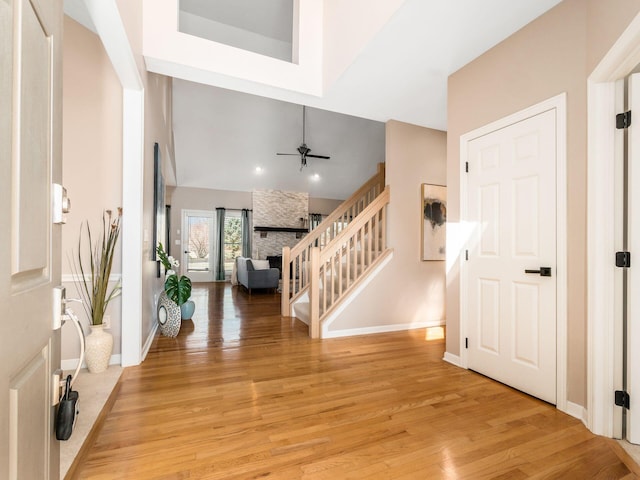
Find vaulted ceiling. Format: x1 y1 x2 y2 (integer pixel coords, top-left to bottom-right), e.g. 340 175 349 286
64 0 563 199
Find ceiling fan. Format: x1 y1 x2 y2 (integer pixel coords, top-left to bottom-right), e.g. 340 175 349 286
277 105 330 170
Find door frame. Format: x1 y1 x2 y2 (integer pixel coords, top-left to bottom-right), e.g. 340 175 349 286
181 209 215 282
587 12 640 438
459 93 568 414
78 1 146 367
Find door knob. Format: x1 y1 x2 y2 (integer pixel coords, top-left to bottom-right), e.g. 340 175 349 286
525 267 552 277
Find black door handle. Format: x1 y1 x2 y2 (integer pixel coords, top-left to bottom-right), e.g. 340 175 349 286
525 267 552 277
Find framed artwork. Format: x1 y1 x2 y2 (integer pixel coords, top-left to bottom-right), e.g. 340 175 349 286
153 143 165 276
421 183 446 261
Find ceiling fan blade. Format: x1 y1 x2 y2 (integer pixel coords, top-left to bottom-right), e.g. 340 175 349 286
277 153 299 156
306 154 331 159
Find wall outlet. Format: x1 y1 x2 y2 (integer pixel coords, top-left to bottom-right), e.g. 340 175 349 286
102 315 111 329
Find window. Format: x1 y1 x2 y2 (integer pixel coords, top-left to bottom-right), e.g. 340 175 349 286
223 211 242 274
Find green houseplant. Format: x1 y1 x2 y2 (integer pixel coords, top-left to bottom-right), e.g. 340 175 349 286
71 208 122 373
156 242 192 306
156 243 194 332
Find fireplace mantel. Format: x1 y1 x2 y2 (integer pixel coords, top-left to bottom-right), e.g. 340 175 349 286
254 226 309 233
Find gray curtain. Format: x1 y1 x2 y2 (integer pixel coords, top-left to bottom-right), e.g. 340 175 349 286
241 209 252 258
309 213 323 230
215 208 226 280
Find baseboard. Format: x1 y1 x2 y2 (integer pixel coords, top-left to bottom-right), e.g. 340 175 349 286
142 322 158 361
321 250 394 335
564 401 588 426
61 354 121 372
323 319 443 339
443 352 463 368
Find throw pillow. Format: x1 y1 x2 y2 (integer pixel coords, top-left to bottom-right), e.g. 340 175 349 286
251 259 270 270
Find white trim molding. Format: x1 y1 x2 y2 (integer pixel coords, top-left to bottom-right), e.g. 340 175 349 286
443 352 462 368
587 10 640 438
458 93 568 413
81 0 146 368
321 251 394 336
61 354 121 372
323 319 444 339
566 401 588 427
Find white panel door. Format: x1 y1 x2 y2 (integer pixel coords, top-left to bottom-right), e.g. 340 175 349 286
466 109 557 404
1 0 63 478
626 73 640 443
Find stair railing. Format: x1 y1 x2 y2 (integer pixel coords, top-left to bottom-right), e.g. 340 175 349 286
308 187 390 337
281 163 385 316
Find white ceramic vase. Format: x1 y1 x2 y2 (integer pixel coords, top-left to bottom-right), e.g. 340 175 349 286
85 324 113 373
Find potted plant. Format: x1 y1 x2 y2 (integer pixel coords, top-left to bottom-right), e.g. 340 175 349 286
156 243 195 324
71 208 122 373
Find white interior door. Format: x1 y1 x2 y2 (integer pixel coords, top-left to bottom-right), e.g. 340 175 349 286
466 109 557 404
1 0 63 478
182 210 215 282
626 73 640 443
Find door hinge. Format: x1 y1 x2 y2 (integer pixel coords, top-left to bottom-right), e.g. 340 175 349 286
615 390 630 409
616 251 631 268
465 337 469 349
465 162 469 173
465 250 469 261
616 110 632 129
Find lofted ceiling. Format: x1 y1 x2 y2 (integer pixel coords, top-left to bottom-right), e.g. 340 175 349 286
173 82 385 200
64 0 563 199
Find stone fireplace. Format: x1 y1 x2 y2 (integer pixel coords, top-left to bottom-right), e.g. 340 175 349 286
252 189 308 259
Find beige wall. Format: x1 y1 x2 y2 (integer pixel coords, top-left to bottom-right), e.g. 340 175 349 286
446 0 640 407
116 0 175 347
61 17 123 361
328 120 446 333
169 186 344 262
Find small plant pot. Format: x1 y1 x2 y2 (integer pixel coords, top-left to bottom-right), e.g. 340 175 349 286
181 300 195 320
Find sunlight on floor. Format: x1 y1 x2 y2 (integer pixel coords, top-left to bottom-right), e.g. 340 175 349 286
425 326 445 341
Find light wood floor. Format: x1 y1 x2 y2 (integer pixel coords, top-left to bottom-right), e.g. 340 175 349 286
73 283 639 479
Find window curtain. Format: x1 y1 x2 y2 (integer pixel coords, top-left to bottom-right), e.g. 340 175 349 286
214 207 226 281
241 209 252 258
309 213 323 230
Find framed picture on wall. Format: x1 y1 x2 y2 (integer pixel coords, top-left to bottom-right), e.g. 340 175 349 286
153 142 165 276
421 183 446 261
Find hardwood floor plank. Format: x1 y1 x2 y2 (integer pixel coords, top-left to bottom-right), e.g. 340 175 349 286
72 283 638 479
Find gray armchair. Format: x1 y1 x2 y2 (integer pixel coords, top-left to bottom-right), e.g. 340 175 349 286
236 257 280 294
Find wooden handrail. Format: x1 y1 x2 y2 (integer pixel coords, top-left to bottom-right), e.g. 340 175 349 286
282 164 385 317
319 188 389 263
308 187 390 337
289 163 385 259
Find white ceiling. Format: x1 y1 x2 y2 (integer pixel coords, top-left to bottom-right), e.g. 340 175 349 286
173 81 385 199
63 0 563 199
179 0 293 43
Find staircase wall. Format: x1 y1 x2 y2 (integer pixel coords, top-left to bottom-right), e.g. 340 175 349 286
326 120 446 336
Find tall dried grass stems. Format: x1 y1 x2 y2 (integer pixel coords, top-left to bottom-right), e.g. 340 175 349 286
71 208 122 325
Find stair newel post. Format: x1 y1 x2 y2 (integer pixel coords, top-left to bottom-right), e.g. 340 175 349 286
310 247 321 338
281 246 291 316
377 162 385 191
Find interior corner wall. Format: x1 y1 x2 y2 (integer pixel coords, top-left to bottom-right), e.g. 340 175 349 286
446 0 640 408
168 187 344 260
116 0 175 355
61 16 123 363
326 120 446 333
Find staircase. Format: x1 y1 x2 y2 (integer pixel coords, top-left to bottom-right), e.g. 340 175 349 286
281 163 391 338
